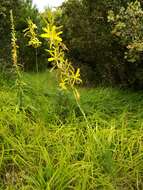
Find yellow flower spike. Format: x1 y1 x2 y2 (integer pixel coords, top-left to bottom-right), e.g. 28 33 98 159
24 19 41 48
41 14 82 91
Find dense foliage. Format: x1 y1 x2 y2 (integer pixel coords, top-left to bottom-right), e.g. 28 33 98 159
108 0 143 88
1 0 143 88
0 0 46 71
60 0 143 88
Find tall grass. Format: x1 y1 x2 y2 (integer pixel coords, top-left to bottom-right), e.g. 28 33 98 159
0 120 142 189
0 71 143 189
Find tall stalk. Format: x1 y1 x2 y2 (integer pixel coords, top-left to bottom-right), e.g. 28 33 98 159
23 19 41 73
35 48 38 73
10 10 24 109
40 13 88 125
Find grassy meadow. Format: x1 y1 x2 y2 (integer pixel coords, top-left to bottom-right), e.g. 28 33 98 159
0 70 143 189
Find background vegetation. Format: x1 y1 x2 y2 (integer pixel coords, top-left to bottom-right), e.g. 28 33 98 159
59 0 143 88
1 0 143 88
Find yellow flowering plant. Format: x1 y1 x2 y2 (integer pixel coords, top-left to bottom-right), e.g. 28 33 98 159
10 10 25 110
40 16 88 124
41 23 82 91
24 19 41 72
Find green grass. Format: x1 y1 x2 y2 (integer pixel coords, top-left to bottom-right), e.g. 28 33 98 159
0 70 143 189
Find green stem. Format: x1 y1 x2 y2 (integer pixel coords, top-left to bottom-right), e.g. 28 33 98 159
15 65 23 109
36 48 38 73
72 88 89 127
